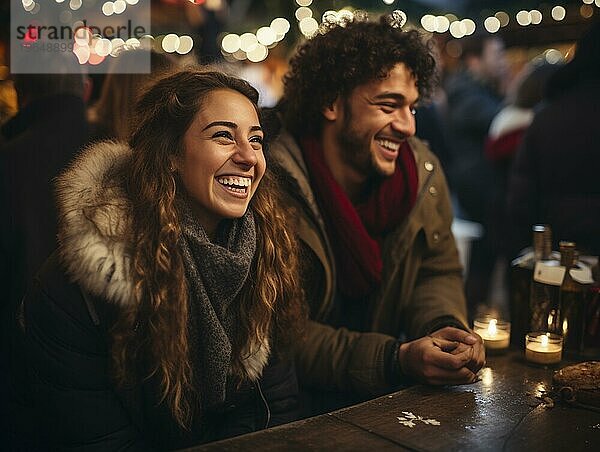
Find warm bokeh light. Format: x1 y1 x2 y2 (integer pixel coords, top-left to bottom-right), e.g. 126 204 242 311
89 53 105 66
125 37 140 48
69 0 82 11
421 14 436 32
95 38 112 57
247 43 268 62
73 44 90 64
74 27 91 46
256 27 276 46
495 11 510 26
299 17 319 36
449 20 466 38
232 49 247 61
176 36 194 55
271 17 291 34
530 10 543 25
205 0 222 9
161 34 180 53
462 18 476 35
110 38 125 56
516 10 532 26
239 33 258 52
139 35 154 51
435 16 450 33
221 34 241 53
484 16 501 33
295 7 313 21
338 9 355 24
552 6 566 21
296 0 312 6
113 0 126 15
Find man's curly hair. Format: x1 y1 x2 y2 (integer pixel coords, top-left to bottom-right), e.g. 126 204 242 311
282 17 437 136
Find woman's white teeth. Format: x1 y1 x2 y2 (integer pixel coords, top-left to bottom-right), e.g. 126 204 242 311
216 176 251 193
377 139 400 152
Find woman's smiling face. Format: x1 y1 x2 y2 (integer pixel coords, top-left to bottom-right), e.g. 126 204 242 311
175 88 266 235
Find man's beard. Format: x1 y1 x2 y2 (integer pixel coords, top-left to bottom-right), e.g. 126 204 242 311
336 101 386 179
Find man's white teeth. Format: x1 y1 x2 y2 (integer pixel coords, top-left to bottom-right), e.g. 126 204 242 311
377 139 400 152
216 176 251 187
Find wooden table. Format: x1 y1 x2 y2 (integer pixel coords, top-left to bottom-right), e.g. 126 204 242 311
188 350 600 451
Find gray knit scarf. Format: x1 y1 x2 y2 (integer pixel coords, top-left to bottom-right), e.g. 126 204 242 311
178 201 257 409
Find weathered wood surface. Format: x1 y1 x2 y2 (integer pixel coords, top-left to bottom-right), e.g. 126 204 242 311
187 351 600 451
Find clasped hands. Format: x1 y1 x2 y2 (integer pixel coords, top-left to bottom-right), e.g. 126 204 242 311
398 326 485 385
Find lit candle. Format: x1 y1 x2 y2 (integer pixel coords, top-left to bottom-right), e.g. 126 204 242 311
525 332 563 365
473 318 510 350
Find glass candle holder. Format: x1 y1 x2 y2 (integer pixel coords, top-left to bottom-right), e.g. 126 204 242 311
473 317 511 350
525 332 563 365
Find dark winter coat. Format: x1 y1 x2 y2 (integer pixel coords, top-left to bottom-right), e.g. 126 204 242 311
270 131 468 402
11 141 299 450
506 79 600 256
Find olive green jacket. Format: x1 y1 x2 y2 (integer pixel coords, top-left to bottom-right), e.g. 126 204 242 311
270 131 469 397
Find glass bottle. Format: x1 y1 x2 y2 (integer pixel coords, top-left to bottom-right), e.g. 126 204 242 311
529 230 563 334
509 225 552 345
559 243 591 353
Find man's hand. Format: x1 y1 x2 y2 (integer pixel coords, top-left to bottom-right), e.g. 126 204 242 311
430 327 486 375
397 327 485 385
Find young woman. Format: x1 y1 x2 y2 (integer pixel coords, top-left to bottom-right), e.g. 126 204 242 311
15 70 305 449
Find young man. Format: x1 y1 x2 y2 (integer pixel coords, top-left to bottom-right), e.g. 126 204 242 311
269 15 485 413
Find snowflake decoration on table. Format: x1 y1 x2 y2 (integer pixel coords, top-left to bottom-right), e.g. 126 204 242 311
397 411 441 428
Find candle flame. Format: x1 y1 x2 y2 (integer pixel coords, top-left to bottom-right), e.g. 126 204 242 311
487 318 497 337
541 334 549 348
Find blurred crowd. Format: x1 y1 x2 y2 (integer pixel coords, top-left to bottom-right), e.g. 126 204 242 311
1 8 599 448
2 16 599 334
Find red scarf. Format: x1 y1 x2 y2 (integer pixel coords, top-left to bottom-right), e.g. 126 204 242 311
302 138 418 301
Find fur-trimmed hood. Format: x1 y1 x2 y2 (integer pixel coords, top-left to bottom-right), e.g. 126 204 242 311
56 140 135 305
55 140 270 380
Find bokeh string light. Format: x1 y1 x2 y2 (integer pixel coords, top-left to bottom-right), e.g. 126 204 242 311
35 1 595 65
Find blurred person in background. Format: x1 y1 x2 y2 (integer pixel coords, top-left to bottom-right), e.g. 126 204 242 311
507 21 600 258
1 55 91 446
269 15 485 416
13 69 306 449
88 49 176 142
486 61 560 259
444 34 509 313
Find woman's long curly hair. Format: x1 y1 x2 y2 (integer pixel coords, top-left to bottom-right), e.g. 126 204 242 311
282 17 437 136
110 69 305 429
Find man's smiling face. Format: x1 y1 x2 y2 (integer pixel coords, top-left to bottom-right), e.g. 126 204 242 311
331 63 419 178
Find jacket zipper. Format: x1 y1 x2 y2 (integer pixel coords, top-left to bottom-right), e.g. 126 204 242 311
256 381 271 429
